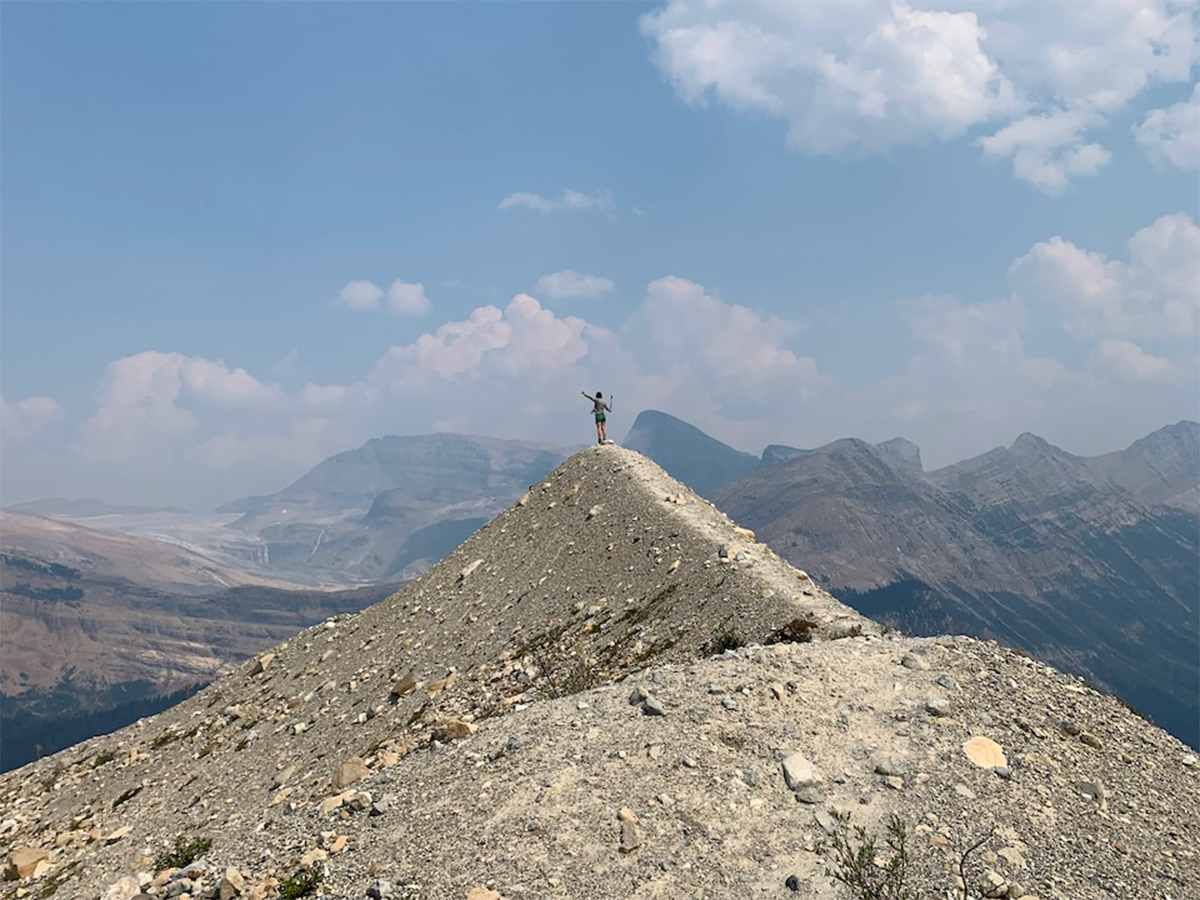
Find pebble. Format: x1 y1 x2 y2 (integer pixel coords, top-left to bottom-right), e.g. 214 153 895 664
781 753 822 791
366 879 392 898
642 695 667 716
901 652 930 671
721 698 738 710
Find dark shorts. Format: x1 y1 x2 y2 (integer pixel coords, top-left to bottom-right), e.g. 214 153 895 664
595 413 606 423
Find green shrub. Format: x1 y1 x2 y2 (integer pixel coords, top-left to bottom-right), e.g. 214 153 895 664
826 810 921 900
278 865 324 899
153 834 213 871
91 750 116 768
112 786 142 809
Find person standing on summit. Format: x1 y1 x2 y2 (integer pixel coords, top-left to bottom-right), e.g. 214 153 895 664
582 390 612 445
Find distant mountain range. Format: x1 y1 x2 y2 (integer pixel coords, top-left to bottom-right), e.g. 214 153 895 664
6 413 1196 747
0 511 399 770
629 411 1198 746
217 433 570 583
7 497 189 517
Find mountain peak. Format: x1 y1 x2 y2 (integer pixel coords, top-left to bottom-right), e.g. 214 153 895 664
1008 431 1056 455
624 409 759 496
875 437 923 473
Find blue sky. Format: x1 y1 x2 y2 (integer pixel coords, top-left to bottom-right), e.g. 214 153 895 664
2 1 1198 508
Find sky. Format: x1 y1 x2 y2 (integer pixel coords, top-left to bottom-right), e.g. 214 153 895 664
2 1 1198 510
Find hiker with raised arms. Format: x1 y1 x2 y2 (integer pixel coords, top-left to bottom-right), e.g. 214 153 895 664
581 390 612 445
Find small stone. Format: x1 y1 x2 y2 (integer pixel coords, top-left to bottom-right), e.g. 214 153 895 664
994 766 1013 780
901 652 929 671
332 757 370 790
366 880 393 899
1079 733 1103 750
433 720 478 742
628 687 648 705
873 754 908 777
105 825 133 844
954 783 977 799
785 874 801 892
814 810 836 835
618 807 638 824
770 683 785 700
218 868 246 900
884 776 904 790
998 846 1025 868
721 698 738 710
1182 754 1197 767
681 756 698 769
390 673 417 698
1114 839 1128 854
1062 720 1082 736
5 849 49 881
619 820 641 853
925 698 950 717
1077 780 1107 804
465 888 500 900
782 753 822 791
795 786 825 804
641 695 666 716
936 674 957 690
963 736 1007 769
100 876 142 900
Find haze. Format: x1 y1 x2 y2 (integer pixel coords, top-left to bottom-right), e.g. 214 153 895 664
2 2 1197 510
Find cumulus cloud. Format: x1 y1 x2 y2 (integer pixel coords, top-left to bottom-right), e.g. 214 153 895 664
1135 83 1200 170
0 394 65 448
1089 339 1180 382
535 270 615 300
9 214 1197 506
641 1 1200 191
76 352 287 463
1008 212 1200 342
498 189 615 214
333 280 383 311
388 280 432 316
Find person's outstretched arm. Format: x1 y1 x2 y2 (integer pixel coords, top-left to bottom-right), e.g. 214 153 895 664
581 390 594 401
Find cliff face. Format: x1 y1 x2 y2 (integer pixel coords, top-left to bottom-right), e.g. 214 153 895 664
0 446 1196 900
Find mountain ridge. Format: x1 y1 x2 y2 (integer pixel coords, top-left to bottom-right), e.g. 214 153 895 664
0 445 1195 900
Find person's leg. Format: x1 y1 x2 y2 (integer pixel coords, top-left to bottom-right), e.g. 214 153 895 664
600 420 607 442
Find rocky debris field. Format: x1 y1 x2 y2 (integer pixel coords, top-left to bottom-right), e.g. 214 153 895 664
1 446 1197 900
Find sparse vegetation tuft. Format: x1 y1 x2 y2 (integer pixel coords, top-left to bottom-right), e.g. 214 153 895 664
767 616 819 644
151 730 180 749
706 628 744 655
153 834 213 871
278 864 325 899
826 810 922 900
91 750 116 768
112 786 142 809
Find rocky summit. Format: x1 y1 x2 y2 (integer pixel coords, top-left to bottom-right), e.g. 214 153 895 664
1 446 1197 900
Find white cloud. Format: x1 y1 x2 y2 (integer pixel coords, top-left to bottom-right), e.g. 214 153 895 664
498 189 614 214
334 280 384 311
0 394 65 448
1135 83 1200 170
388 280 432 316
9 214 1197 506
535 270 615 300
1008 212 1200 342
75 352 286 463
1090 339 1179 382
641 1 1200 192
